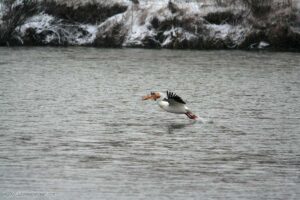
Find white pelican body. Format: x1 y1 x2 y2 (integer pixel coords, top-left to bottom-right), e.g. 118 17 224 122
143 91 198 119
158 100 188 114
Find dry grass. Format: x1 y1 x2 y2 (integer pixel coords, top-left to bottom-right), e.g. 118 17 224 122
94 21 126 47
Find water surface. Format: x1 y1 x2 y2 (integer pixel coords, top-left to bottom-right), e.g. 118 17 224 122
0 47 299 199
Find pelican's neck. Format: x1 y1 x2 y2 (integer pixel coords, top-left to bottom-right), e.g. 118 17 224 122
156 92 167 107
157 92 166 101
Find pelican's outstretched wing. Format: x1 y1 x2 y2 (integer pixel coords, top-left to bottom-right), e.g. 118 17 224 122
166 91 186 104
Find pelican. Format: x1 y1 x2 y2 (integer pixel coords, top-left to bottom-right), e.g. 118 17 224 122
142 91 198 120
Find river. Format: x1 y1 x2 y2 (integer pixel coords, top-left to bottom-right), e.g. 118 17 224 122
0 47 299 199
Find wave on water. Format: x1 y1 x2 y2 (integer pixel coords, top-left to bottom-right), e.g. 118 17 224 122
0 0 299 50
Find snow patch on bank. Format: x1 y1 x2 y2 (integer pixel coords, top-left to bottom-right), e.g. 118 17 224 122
19 13 55 35
206 24 248 47
76 25 98 45
17 13 97 45
123 3 163 46
122 1 202 47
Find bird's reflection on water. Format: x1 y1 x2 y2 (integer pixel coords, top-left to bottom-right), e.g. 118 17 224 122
107 120 198 135
167 120 197 134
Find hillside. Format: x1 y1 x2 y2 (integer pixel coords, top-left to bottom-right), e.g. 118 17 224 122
0 0 299 50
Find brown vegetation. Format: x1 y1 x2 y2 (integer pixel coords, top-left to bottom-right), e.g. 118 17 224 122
203 11 242 25
94 20 126 47
41 0 127 24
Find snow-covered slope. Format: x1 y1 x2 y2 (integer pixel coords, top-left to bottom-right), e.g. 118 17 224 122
0 0 299 50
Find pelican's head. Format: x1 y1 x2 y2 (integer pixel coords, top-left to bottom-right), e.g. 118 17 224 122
142 91 161 101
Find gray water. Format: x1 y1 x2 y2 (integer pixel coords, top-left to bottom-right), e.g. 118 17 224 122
0 47 299 200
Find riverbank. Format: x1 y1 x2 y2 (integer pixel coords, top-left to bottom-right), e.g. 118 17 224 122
0 0 299 50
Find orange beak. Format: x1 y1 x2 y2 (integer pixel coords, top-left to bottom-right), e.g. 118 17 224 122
142 94 155 100
142 92 160 101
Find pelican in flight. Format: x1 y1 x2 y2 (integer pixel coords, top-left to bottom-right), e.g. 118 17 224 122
142 91 198 120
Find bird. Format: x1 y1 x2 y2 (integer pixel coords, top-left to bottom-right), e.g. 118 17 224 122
142 91 198 120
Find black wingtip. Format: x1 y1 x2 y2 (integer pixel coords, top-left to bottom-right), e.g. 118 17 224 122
166 91 186 104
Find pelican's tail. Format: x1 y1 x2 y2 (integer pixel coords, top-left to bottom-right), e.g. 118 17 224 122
185 111 198 120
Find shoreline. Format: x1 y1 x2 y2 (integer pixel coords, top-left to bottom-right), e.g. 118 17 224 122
1 45 299 53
